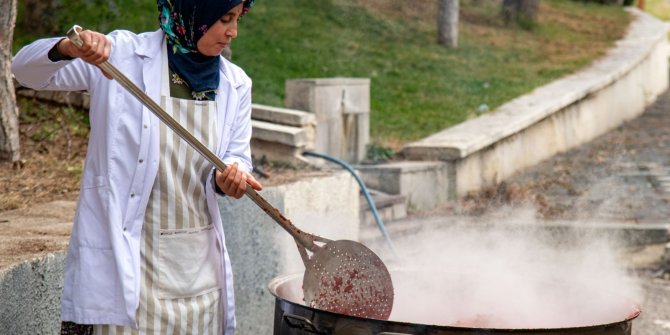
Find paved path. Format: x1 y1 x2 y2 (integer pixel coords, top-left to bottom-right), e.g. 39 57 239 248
366 89 670 334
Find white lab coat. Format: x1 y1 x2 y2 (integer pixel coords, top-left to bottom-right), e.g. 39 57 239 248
12 29 252 333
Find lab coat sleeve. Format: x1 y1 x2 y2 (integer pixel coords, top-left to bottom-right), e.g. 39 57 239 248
12 37 97 92
222 80 253 174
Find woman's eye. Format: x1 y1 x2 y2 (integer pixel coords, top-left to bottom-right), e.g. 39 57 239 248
220 16 235 24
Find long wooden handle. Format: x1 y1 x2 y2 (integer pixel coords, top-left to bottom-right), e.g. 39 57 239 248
66 25 326 254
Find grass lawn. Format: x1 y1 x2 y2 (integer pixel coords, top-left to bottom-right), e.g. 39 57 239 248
13 0 632 148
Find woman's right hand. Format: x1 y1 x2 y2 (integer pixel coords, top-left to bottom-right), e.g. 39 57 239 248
215 162 263 199
58 29 112 79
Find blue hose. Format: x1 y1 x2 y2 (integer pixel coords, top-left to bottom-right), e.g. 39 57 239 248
302 151 397 256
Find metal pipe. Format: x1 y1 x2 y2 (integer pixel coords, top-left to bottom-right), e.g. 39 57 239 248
66 25 326 255
302 151 398 256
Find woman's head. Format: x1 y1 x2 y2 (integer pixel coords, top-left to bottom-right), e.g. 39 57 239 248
196 2 243 56
156 0 255 100
158 0 253 55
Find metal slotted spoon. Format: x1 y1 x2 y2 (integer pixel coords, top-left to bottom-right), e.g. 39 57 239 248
66 25 394 320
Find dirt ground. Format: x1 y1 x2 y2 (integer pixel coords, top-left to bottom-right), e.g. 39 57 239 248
0 201 73 270
0 97 322 213
0 96 326 270
0 98 88 212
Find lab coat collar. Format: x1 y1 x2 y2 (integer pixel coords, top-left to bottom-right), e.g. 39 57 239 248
134 29 243 90
134 29 163 59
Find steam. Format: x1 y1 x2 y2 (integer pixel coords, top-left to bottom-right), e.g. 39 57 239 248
381 214 642 328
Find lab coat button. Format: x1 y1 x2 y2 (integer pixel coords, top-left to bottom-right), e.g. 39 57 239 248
130 193 135 198
143 124 148 129
123 227 127 231
139 159 144 164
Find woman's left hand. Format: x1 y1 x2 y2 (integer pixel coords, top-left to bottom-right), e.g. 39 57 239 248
215 162 263 199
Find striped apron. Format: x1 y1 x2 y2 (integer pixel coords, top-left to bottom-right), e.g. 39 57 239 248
94 43 223 335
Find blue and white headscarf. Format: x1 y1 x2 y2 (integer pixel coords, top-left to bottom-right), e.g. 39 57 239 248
158 0 254 100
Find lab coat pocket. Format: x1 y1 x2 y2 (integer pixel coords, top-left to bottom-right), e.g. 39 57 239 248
82 174 106 189
75 178 111 248
157 225 221 299
73 247 122 312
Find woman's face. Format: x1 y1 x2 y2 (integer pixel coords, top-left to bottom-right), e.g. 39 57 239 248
197 3 244 57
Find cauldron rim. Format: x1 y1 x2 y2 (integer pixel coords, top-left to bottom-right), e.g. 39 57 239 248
268 272 641 333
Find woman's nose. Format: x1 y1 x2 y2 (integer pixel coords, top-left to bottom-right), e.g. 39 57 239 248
227 21 238 38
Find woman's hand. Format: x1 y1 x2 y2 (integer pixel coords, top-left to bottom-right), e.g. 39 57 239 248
58 29 112 79
215 162 263 199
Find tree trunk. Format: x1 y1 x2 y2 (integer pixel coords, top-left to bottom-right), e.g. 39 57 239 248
437 0 459 48
502 0 540 25
0 0 20 163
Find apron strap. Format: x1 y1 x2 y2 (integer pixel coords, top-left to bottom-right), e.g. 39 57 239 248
161 38 170 97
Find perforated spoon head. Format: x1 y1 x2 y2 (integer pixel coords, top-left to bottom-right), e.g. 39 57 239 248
302 240 394 320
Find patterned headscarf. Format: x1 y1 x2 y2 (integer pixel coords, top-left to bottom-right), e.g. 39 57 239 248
158 0 254 100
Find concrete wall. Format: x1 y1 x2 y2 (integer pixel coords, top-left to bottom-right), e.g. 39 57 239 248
218 171 360 335
0 172 358 334
285 78 371 163
0 253 65 334
403 9 670 198
356 161 450 211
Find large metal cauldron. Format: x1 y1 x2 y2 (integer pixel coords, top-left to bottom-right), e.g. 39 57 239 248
268 270 640 335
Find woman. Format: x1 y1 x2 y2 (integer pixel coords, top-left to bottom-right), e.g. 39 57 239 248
12 0 262 333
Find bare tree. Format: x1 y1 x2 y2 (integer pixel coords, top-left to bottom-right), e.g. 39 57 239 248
0 0 20 163
437 0 459 48
502 0 540 26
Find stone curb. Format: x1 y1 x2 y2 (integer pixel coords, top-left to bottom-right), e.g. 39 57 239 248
402 8 670 198
362 215 670 248
404 8 670 161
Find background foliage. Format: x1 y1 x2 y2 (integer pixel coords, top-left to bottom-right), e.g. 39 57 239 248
13 0 631 146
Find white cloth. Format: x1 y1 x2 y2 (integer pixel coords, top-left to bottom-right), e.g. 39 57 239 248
12 29 253 333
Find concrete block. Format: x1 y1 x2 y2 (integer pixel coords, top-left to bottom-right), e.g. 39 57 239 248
356 161 450 210
0 253 66 334
251 104 316 154
250 138 306 164
251 120 307 147
52 91 82 107
532 222 670 247
285 78 370 163
251 104 315 127
219 171 360 335
15 86 91 110
360 192 407 228
16 87 35 98
81 92 91 110
34 90 55 101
